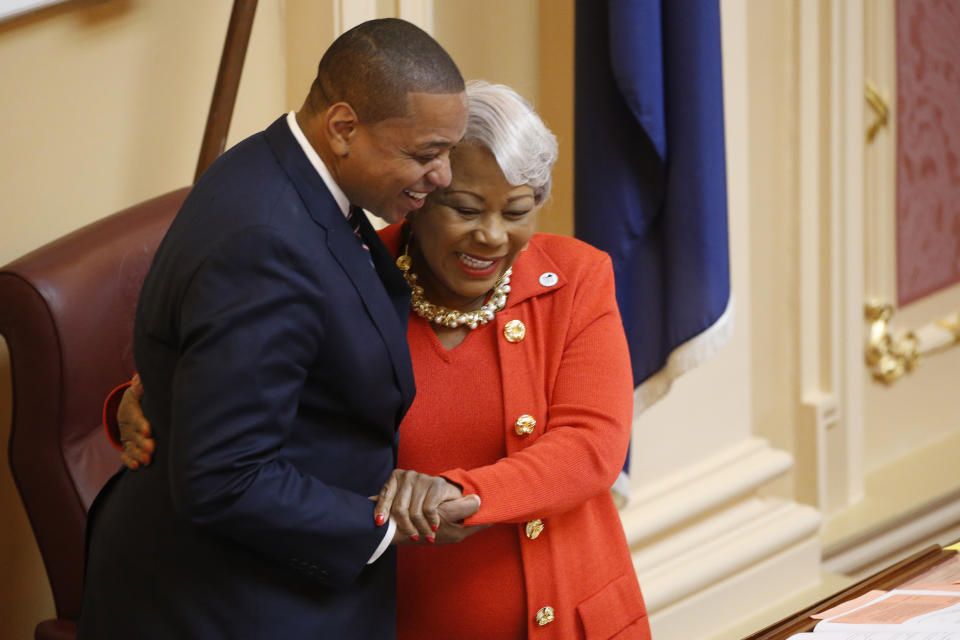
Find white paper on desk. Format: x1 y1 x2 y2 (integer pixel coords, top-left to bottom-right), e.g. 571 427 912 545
786 632 960 639
814 589 960 633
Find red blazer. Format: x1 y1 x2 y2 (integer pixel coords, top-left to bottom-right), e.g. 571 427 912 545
382 225 650 639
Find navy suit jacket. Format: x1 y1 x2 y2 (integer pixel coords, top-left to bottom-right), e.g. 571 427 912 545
79 116 415 639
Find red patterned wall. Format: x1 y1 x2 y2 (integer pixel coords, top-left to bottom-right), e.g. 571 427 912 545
896 0 960 306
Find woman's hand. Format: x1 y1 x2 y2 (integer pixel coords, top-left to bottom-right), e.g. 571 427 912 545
118 374 155 470
376 469 481 544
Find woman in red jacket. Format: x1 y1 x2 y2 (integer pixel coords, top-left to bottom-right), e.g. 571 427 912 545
111 80 649 639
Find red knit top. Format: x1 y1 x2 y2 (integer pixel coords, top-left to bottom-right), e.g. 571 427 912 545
396 315 526 638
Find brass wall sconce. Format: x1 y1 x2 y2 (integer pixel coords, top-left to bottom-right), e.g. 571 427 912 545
865 301 960 384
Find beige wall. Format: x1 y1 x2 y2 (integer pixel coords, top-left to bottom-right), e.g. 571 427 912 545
432 0 578 237
535 0 575 238
284 0 336 110
433 0 539 107
0 1 288 267
0 2 286 637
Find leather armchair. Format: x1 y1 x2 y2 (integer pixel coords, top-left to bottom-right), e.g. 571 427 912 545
0 188 189 640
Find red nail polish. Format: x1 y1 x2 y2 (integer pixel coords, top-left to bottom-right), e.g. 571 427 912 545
430 524 439 532
426 536 435 544
410 534 419 542
375 514 386 527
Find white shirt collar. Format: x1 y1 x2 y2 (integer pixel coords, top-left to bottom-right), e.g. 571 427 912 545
285 111 350 219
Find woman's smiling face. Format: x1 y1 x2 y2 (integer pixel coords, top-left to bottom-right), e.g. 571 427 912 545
409 142 538 311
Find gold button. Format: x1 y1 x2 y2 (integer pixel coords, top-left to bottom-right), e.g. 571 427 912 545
525 519 544 539
503 319 526 342
535 606 555 626
514 414 536 436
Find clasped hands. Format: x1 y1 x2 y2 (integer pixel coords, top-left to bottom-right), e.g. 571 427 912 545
374 469 487 546
116 381 487 547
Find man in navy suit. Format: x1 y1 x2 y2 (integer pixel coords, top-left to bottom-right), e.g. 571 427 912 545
79 19 474 639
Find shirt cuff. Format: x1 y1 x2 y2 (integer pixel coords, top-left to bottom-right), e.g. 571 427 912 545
367 518 395 564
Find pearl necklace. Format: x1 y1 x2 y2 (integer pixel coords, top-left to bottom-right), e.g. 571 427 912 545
396 246 511 330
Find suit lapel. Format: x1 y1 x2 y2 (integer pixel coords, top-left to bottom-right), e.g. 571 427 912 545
263 116 416 420
326 223 416 420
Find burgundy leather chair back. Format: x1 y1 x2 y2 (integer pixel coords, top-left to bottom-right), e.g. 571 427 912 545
0 187 188 639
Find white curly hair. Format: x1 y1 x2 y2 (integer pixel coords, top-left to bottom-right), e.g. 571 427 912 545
463 80 558 205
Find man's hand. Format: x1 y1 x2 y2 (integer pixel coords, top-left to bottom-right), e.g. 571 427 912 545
118 374 155 470
376 469 483 544
435 496 489 544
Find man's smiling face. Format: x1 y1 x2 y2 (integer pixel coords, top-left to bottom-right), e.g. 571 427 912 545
338 91 468 224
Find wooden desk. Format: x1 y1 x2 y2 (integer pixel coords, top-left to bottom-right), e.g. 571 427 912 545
743 544 958 639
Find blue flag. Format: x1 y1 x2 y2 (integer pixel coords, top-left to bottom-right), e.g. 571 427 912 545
575 0 733 502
